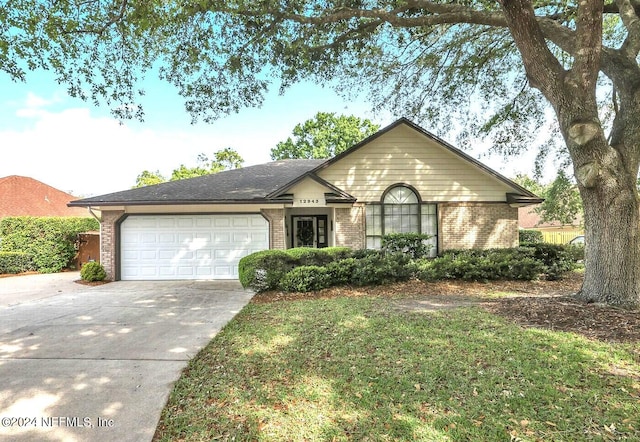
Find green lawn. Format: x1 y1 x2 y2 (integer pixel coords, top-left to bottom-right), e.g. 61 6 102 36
154 295 639 441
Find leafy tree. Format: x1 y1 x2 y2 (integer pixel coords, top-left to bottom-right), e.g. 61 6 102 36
512 174 546 199
514 173 583 227
133 148 244 187
134 170 166 188
202 147 244 171
271 112 380 160
4 1 640 306
537 171 583 227
169 164 210 181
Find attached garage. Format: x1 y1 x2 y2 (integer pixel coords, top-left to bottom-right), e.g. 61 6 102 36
69 118 542 282
119 214 269 280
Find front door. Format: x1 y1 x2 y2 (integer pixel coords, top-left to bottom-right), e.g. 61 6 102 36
292 215 328 248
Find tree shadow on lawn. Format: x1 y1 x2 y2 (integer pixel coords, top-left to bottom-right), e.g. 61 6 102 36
253 272 640 344
155 295 640 441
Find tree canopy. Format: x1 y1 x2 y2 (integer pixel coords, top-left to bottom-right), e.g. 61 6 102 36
5 0 640 306
514 172 584 227
133 148 244 187
271 112 380 160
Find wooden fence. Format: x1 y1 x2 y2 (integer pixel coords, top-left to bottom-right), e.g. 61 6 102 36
541 230 583 245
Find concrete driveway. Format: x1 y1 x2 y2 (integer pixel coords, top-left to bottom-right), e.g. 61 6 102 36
0 272 254 442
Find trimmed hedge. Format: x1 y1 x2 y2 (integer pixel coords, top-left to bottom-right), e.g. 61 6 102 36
415 248 545 282
238 247 353 292
0 252 35 274
0 217 99 273
521 242 578 280
279 265 331 292
351 252 413 286
326 258 359 286
415 244 578 282
238 250 295 292
519 229 543 244
381 233 433 259
241 243 581 293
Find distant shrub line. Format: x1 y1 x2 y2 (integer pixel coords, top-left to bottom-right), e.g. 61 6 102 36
239 233 583 293
0 216 99 274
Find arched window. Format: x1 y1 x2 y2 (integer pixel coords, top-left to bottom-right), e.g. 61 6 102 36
365 184 438 255
383 186 420 233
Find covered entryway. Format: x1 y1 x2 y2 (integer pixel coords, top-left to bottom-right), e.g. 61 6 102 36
119 214 268 280
291 215 329 248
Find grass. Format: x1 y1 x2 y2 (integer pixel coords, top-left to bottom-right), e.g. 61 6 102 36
154 295 640 441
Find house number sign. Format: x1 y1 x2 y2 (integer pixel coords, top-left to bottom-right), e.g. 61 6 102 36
294 196 326 206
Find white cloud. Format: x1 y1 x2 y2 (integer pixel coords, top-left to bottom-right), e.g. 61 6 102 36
0 94 281 197
1 88 555 200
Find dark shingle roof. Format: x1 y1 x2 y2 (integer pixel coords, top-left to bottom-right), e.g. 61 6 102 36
69 159 325 207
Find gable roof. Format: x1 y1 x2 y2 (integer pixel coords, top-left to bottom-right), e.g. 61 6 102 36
310 117 540 200
0 176 89 218
70 160 325 207
69 118 542 208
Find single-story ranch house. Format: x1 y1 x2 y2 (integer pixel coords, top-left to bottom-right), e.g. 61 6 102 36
69 118 542 281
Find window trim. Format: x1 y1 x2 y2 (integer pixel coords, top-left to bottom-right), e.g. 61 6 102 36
381 183 423 205
365 184 438 254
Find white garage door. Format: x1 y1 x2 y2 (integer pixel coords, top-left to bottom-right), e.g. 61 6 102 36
120 214 269 280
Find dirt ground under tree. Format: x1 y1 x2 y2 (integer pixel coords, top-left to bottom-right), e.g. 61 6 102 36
252 272 640 344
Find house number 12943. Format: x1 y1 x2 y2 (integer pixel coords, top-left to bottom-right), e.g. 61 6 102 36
298 199 320 204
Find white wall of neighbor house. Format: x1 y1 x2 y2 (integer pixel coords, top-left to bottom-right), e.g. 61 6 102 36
317 124 514 203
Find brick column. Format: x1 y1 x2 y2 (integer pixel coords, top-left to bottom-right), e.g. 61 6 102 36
100 210 125 281
261 209 285 250
335 206 365 249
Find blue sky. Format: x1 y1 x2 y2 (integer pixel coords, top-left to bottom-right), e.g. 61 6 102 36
0 69 545 197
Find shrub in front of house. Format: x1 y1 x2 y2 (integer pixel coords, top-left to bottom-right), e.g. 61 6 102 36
0 252 35 274
279 265 332 292
521 242 578 280
415 248 546 282
285 247 352 266
242 242 580 293
80 261 107 282
0 216 100 273
519 229 544 244
381 233 434 259
239 247 354 292
325 257 359 286
351 251 414 286
239 250 296 292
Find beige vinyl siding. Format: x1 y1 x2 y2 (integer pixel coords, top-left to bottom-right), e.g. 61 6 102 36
317 124 513 202
288 178 329 201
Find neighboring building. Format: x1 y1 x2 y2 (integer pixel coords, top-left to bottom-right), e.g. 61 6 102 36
69 118 542 281
0 175 89 218
518 205 584 244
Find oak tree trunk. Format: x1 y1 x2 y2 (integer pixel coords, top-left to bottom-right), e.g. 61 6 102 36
577 170 640 308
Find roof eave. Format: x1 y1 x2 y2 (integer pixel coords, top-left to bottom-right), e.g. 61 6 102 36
68 198 282 208
507 193 545 207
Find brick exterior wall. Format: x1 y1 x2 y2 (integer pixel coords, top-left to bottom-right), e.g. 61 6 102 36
100 210 125 281
335 206 365 249
439 203 518 250
261 209 286 250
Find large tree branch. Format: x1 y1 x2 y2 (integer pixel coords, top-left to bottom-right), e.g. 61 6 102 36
616 0 640 57
570 0 602 94
497 0 565 101
198 1 508 28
